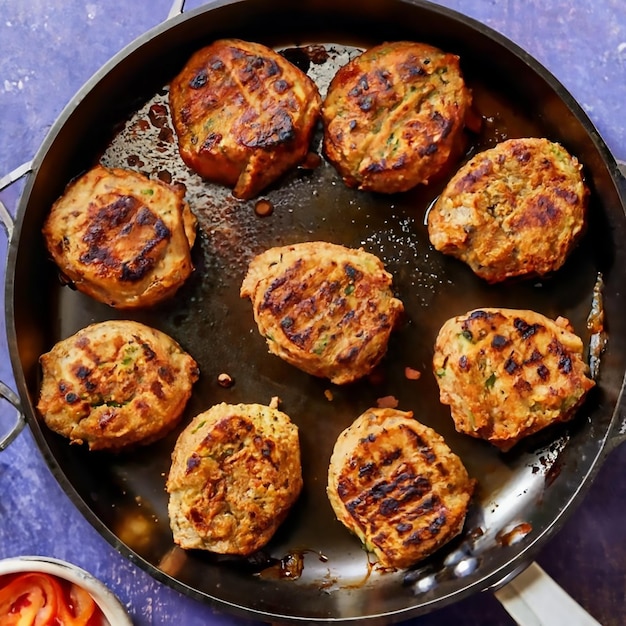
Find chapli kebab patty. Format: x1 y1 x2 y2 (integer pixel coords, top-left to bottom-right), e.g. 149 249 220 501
37 320 199 451
427 137 588 283
167 402 303 555
42 164 197 309
327 407 475 569
322 41 472 193
169 38 322 200
433 308 595 451
240 241 405 385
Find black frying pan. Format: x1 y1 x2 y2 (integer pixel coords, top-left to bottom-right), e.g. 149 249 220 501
2 0 626 623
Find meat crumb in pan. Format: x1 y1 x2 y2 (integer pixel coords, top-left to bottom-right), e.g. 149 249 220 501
427 137 588 283
322 41 472 193
240 241 405 385
433 308 595 451
42 164 197 309
169 38 322 200
37 320 199 451
327 407 475 569
167 402 303 555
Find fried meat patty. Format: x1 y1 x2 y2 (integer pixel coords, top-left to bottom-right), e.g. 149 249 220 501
167 402 303 555
240 241 404 385
42 164 197 309
37 320 199 451
322 41 471 193
433 308 595 451
427 137 588 283
327 407 474 569
169 38 322 200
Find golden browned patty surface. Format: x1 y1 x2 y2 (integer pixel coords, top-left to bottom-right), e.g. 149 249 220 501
37 320 199 451
427 137 588 283
166 402 303 555
42 164 197 309
433 308 595 451
169 38 322 199
240 241 405 385
322 41 471 193
327 407 474 569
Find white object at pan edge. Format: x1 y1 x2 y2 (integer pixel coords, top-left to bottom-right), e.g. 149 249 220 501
0 556 133 626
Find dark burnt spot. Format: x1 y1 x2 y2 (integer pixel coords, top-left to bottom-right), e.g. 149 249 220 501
559 354 573 374
202 132 223 151
158 365 175 383
428 511 447 535
514 378 532 393
455 161 493 193
418 143 438 157
210 58 224 71
338 310 356 326
273 79 289 94
504 356 520 374
358 94 374 112
380 498 400 516
337 478 353 499
84 380 97 392
140 342 156 361
527 349 543 363
375 68 393 90
512 146 532 163
468 310 490 321
359 462 376 479
555 187 580 204
189 69 208 89
401 61 426 78
280 316 294 330
186 453 201 474
491 334 510 350
150 380 165 399
242 109 295 147
514 318 542 340
364 160 385 173
58 382 67 393
459 355 470 371
381 448 402 466
65 392 79 404
287 328 312 349
344 263 362 281
537 364 550 380
75 365 90 379
265 58 279 77
396 522 412 534
349 119 357 130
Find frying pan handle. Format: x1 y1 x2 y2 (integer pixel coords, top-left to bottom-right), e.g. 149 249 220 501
167 0 186 19
494 562 602 626
0 380 26 451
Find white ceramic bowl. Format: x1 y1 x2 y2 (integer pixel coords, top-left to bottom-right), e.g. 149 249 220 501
0 556 133 625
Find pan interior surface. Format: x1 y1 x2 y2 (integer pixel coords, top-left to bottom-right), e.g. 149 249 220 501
7 0 626 623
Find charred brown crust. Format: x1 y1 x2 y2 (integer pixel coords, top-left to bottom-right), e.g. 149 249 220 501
327 408 474 569
37 320 199 451
240 242 404 385
42 164 196 309
322 41 471 193
433 308 595 451
167 403 303 555
427 137 589 283
169 38 322 199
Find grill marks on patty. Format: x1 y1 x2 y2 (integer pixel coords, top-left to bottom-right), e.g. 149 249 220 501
240 242 404 384
328 408 474 569
433 308 595 451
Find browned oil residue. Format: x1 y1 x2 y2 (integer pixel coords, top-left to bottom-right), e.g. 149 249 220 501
257 549 328 581
587 272 607 380
497 522 533 547
254 198 274 217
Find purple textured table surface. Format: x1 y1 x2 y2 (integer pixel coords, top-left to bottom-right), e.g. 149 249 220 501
1 1 625 625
